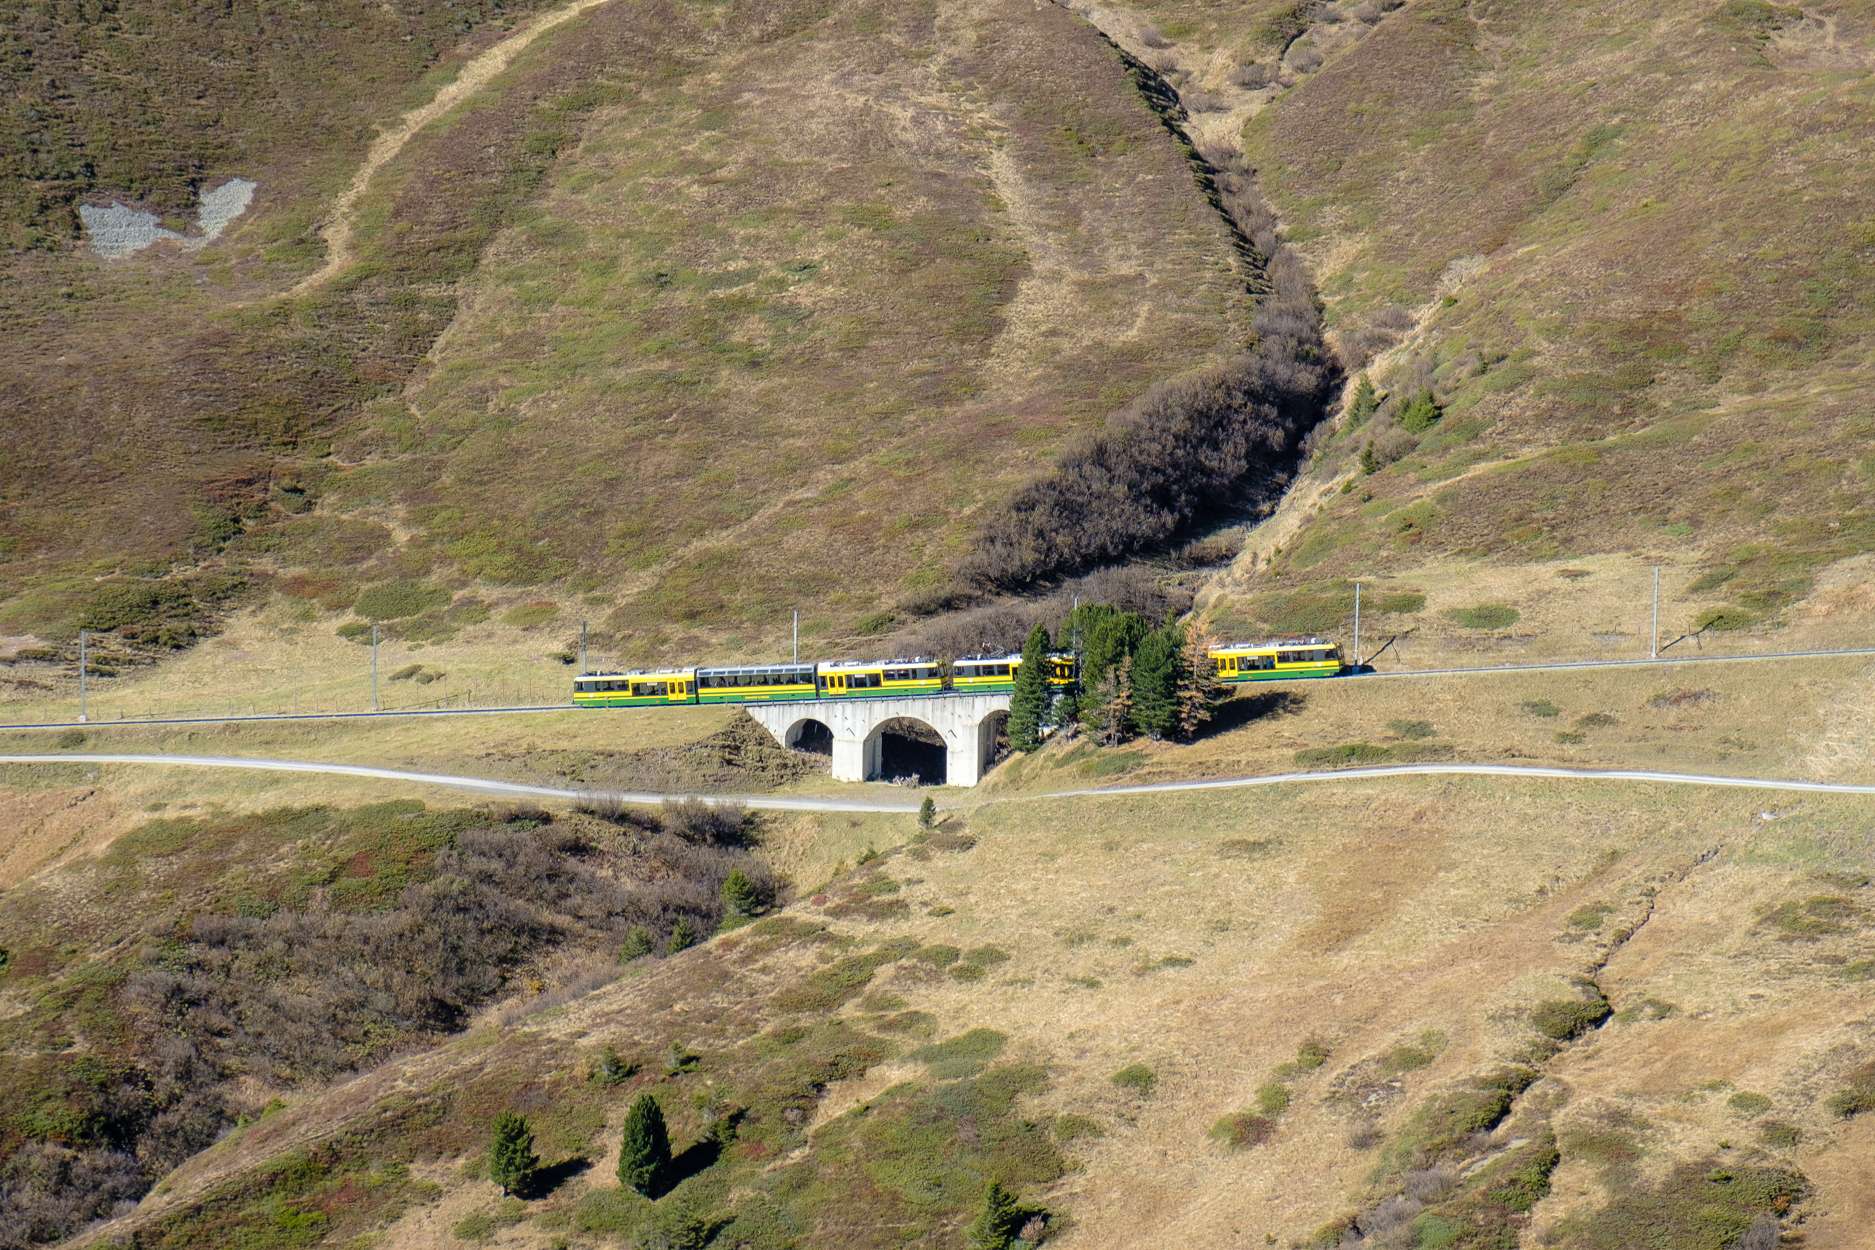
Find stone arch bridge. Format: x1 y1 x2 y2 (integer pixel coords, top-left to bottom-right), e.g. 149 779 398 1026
746 694 1010 787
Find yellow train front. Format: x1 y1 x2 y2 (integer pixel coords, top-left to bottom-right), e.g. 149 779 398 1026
1206 638 1346 683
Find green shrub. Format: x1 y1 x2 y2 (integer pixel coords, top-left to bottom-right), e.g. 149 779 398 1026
1399 390 1442 433
1210 1110 1276 1150
911 1029 1009 1080
619 926 655 963
1567 904 1614 930
1697 606 1760 632
1520 699 1561 718
1445 603 1520 629
721 869 763 918
591 1046 637 1087
1727 1091 1772 1118
918 796 937 830
1255 1082 1292 1116
666 918 698 954
501 601 559 628
1530 995 1612 1042
1111 1063 1157 1096
1758 1120 1801 1150
352 580 451 622
1387 719 1435 740
1761 895 1860 940
1824 1062 1875 1118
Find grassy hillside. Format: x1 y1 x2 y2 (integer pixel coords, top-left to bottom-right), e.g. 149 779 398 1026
1 0 1250 695
12 778 1866 1249
1063 0 1875 660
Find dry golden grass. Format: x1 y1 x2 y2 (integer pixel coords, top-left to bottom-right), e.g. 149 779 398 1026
992 653 1875 796
62 778 1875 1247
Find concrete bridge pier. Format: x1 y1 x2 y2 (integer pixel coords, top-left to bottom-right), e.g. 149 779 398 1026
746 693 1011 788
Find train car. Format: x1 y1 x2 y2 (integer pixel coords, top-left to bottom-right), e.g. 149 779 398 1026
696 662 818 704
817 657 943 699
572 668 697 707
1206 638 1345 683
951 651 1078 694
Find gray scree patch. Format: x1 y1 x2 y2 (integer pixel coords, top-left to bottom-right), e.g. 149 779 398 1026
80 178 258 260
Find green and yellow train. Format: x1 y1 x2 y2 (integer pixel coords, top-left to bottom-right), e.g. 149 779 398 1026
572 638 1347 708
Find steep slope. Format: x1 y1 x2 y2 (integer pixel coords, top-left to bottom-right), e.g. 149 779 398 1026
1064 0 1875 662
0 0 1249 682
25 780 1872 1249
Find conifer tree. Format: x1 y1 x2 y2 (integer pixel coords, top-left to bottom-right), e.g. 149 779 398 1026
1399 389 1442 433
1007 623 1051 752
1128 624 1181 740
1082 611 1148 693
618 1093 671 1196
966 1180 1027 1250
488 1111 538 1198
1348 374 1380 426
721 868 760 918
1175 624 1226 741
918 795 937 830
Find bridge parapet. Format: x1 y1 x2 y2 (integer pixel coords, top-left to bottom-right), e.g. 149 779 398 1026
744 693 1011 787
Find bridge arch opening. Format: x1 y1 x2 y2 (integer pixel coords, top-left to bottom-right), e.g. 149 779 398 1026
867 716 946 786
978 709 1011 775
784 717 833 757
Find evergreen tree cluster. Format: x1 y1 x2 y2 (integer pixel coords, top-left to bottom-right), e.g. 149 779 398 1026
1002 603 1225 753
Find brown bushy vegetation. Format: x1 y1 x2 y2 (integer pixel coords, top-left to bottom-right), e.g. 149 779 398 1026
962 59 1338 591
0 804 774 1247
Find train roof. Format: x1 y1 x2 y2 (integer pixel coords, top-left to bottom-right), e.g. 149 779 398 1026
818 656 938 670
694 661 816 674
575 667 692 679
954 652 1021 664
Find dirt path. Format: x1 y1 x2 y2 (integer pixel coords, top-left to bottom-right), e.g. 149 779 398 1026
290 0 615 296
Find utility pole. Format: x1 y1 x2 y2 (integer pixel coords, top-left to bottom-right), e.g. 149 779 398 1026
78 628 88 723
1352 581 1362 665
579 619 588 673
371 623 380 711
792 609 799 663
1650 566 1660 659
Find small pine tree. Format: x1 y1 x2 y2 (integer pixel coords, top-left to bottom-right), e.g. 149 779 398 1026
918 795 937 830
618 1093 671 1196
666 918 698 954
1175 624 1226 742
1399 389 1442 433
1007 623 1051 753
966 1180 1027 1250
1348 374 1379 426
488 1111 538 1198
619 925 655 963
1128 624 1181 740
720 869 760 918
1359 441 1379 475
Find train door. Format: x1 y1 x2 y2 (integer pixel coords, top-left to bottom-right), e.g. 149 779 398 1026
825 672 847 696
670 677 691 704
